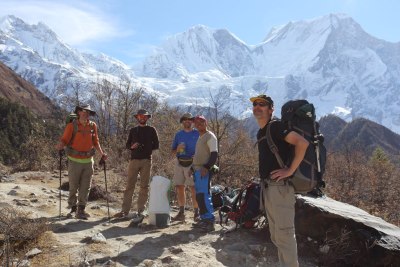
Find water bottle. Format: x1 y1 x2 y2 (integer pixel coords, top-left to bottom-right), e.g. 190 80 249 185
178 142 186 155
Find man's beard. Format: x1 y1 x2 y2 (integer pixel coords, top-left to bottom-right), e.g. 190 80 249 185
138 119 147 125
253 109 265 119
80 114 89 120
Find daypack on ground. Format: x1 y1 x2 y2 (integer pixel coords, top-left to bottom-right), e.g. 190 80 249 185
211 185 225 209
64 112 96 157
266 99 326 194
219 181 263 229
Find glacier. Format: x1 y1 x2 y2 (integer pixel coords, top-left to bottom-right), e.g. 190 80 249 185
1 14 399 133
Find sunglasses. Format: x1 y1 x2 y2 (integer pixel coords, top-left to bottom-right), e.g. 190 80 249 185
136 115 148 119
253 101 269 107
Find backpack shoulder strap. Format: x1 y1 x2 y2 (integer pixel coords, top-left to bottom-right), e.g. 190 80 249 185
266 121 286 168
67 120 79 147
254 119 276 147
89 120 96 145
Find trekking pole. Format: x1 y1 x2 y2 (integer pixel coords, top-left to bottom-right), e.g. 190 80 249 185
59 150 64 220
315 145 321 172
99 157 110 222
313 122 322 173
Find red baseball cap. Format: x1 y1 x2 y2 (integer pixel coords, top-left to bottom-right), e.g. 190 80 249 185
194 115 207 122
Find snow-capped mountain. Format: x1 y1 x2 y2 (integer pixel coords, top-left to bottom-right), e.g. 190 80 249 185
139 25 254 79
1 14 400 133
0 15 133 98
136 13 400 132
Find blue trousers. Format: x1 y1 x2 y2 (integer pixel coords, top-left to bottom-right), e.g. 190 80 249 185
194 170 215 221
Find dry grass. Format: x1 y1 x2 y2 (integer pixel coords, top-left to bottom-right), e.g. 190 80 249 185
0 207 49 266
29 231 71 267
324 148 400 226
29 232 114 267
317 227 357 266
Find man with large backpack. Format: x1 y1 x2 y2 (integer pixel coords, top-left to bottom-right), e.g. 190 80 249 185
56 104 107 219
251 95 308 267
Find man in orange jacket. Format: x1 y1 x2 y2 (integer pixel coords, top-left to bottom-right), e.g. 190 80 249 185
56 104 107 219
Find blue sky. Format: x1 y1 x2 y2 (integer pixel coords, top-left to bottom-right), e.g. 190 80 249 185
0 0 399 66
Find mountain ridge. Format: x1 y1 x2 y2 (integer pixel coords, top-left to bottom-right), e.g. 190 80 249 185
0 60 60 118
319 115 400 156
1 14 400 133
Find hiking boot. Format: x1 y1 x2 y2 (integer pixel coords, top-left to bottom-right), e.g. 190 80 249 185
192 219 208 227
171 211 185 222
201 221 215 232
131 212 145 224
66 205 77 218
113 211 128 219
193 212 200 222
75 205 90 220
192 219 215 231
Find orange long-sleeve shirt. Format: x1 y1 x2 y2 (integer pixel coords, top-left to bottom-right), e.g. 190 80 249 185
60 120 100 159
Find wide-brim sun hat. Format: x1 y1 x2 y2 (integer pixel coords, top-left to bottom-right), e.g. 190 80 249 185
180 112 194 123
75 104 96 116
134 109 152 118
249 94 274 107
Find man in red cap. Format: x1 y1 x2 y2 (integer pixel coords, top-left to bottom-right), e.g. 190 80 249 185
251 94 308 267
191 115 218 232
56 104 107 219
114 109 159 221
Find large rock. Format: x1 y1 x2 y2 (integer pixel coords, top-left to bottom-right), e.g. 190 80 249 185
60 182 115 202
1 175 15 183
25 248 42 258
295 195 400 266
91 233 107 243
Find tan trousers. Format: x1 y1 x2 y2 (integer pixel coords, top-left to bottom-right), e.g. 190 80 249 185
263 181 299 267
121 159 152 213
67 160 94 207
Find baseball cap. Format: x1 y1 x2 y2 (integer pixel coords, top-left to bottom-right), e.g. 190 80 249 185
180 112 194 123
194 115 207 122
249 94 274 107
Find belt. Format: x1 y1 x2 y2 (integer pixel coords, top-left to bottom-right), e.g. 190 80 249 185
263 176 291 186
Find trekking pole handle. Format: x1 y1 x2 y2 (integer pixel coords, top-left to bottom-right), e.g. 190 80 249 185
99 156 106 167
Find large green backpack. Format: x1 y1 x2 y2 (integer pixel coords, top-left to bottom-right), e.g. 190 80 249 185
65 112 78 124
266 99 326 194
65 113 96 157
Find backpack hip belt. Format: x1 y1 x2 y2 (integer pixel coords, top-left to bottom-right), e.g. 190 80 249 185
65 147 96 157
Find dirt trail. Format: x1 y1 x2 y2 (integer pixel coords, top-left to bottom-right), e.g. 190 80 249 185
0 171 317 266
